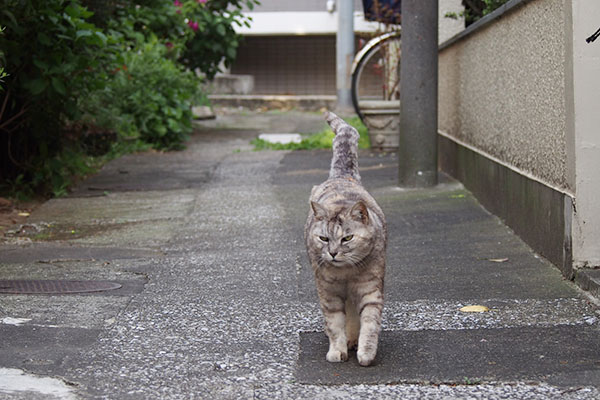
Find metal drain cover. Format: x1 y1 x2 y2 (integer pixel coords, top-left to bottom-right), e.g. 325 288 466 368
0 280 122 294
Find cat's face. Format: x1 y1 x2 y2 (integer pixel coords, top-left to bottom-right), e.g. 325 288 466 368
308 200 375 267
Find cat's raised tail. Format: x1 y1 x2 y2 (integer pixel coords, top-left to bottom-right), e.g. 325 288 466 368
324 111 361 183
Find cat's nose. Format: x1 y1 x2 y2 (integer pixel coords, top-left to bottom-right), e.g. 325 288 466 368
329 251 338 259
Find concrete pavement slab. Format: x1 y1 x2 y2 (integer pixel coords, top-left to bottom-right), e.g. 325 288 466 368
297 326 600 385
0 325 101 375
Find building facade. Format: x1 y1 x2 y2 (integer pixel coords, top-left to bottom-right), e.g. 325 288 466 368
227 0 464 95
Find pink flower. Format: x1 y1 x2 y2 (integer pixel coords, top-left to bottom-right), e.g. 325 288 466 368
188 21 199 32
165 42 174 49
198 0 207 3
174 0 182 6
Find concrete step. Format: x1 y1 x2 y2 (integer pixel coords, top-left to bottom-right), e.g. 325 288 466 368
208 94 336 111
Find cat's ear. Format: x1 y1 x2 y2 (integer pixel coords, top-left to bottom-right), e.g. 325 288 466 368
350 201 369 224
311 201 328 220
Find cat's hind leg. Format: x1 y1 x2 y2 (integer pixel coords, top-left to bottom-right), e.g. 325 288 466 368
345 297 360 350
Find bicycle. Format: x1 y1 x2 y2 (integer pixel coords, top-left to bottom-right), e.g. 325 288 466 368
350 29 401 123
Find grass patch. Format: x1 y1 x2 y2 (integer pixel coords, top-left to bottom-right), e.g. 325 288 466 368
251 116 370 151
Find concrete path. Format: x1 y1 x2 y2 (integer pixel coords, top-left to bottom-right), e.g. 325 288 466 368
0 110 599 399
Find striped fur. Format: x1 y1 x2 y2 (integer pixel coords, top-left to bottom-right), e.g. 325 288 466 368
325 111 361 182
304 111 387 366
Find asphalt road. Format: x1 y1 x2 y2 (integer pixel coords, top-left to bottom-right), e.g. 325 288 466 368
0 110 599 399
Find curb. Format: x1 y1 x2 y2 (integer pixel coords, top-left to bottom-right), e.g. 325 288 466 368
575 268 600 302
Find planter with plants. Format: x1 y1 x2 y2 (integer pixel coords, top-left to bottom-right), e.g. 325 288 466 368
353 0 401 151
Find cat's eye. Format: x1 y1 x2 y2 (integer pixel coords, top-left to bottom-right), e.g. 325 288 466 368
318 236 329 242
341 235 354 242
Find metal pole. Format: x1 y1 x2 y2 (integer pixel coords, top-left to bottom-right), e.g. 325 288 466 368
336 0 354 111
399 0 438 187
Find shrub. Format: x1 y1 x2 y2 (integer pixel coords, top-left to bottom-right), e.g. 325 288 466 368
0 0 109 195
80 39 201 150
99 0 258 79
0 0 257 197
446 0 509 25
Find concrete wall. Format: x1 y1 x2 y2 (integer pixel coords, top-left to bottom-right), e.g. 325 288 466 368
438 0 600 276
439 0 571 192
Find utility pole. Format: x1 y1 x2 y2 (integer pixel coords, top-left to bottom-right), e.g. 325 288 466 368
336 0 354 111
398 0 438 187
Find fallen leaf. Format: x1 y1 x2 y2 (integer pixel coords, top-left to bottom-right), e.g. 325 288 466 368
488 258 508 263
450 194 465 199
460 305 489 313
17 212 30 217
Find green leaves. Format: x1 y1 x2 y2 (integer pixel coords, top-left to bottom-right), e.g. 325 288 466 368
64 4 93 19
26 79 48 95
79 39 199 150
1 0 258 197
37 32 52 46
75 29 92 39
51 77 66 95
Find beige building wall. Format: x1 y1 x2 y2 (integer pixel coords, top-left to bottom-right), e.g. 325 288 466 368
439 0 571 192
571 0 600 267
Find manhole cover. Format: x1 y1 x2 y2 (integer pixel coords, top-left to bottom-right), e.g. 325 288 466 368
0 280 122 294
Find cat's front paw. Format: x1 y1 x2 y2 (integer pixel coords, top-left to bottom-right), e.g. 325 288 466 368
357 349 376 366
326 349 348 362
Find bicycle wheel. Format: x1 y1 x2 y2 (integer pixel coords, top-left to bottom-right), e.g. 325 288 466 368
351 30 401 123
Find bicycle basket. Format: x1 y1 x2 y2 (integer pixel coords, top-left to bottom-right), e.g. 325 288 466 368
362 0 402 25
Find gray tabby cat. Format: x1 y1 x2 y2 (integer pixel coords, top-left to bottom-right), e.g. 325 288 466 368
304 111 387 367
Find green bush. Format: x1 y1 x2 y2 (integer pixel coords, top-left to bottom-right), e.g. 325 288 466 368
182 0 255 79
0 0 110 196
445 0 509 25
0 0 257 198
101 0 257 79
80 39 200 150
